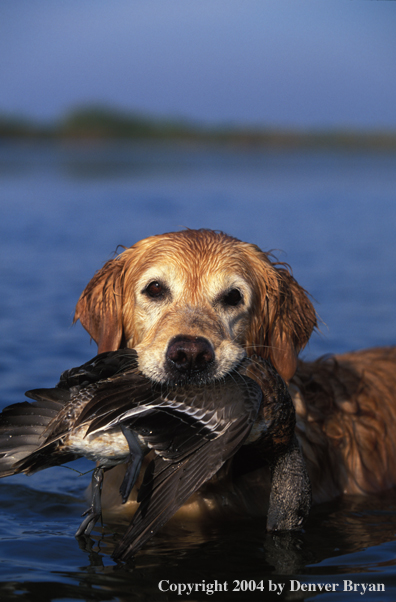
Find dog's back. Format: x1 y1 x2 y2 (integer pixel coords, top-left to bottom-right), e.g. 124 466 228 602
291 346 396 503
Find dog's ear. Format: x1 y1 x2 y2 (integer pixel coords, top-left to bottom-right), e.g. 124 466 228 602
247 257 317 381
74 258 124 353
268 268 317 381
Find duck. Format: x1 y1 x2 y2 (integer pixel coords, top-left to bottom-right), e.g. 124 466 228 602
0 349 311 561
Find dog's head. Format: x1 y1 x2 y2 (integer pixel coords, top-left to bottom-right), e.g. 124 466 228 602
74 229 316 383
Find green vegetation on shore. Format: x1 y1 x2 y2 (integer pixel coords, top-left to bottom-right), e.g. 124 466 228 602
1 105 396 151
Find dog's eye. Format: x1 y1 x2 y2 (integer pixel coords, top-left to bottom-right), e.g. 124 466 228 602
145 281 165 299
222 289 243 307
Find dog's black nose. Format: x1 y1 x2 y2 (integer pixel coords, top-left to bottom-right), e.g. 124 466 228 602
166 335 214 374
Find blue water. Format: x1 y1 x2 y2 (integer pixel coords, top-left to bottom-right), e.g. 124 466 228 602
1 140 396 601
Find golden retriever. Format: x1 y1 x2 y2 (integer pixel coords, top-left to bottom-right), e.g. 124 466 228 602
74 229 396 522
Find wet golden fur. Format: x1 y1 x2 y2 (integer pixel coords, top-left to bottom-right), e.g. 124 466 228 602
74 229 396 520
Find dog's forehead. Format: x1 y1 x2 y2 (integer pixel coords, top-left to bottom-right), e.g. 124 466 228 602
136 261 247 285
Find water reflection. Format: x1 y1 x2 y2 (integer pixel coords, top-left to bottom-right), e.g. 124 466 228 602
1 449 396 600
3 492 394 602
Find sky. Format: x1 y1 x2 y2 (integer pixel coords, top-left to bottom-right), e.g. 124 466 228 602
1 1 396 130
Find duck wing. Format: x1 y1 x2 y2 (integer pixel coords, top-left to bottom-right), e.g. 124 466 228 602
111 373 262 561
57 349 139 390
0 350 141 476
0 390 70 476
